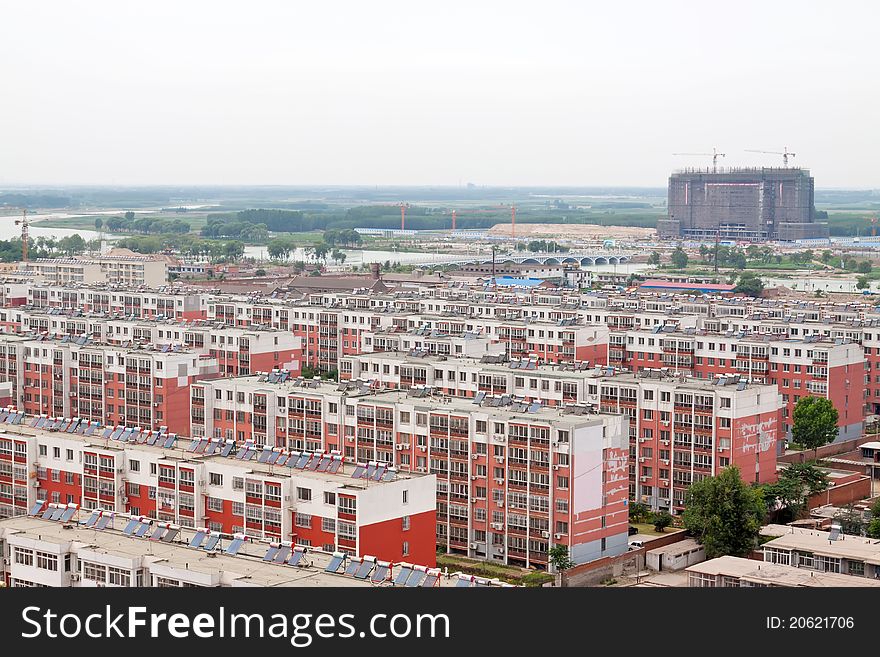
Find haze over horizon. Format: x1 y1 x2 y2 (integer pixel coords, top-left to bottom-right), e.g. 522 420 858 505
2 1 878 189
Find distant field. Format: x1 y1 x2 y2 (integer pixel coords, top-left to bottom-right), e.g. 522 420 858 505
34 212 210 232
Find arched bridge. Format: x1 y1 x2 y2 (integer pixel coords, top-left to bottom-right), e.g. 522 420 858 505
406 252 637 267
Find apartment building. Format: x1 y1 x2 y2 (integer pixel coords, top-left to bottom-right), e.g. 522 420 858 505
340 351 782 512
0 418 436 566
25 254 168 287
0 334 220 434
0 514 467 588
593 370 781 511
608 326 864 440
21 284 207 319
190 374 629 569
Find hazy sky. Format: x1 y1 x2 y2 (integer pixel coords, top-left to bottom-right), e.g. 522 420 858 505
1 1 878 188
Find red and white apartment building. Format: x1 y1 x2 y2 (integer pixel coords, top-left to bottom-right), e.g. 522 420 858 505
339 350 783 512
0 420 436 567
23 283 208 319
189 374 630 568
0 334 220 435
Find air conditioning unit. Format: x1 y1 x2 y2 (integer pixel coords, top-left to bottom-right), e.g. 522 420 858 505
418 446 426 452
541 530 550 539
717 447 725 452
661 459 669 465
469 542 478 550
471 475 477 481
70 574 80 582
471 454 479 460
122 496 129 505
553 465 560 470
491 522 503 530
638 456 646 463
471 498 477 503
640 476 648 482
554 533 564 540
416 466 427 473
497 501 504 508
494 478 504 484
33 480 41 488
495 456 505 464
495 546 505 554
284 495 291 501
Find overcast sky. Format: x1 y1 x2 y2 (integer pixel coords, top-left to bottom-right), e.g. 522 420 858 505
1 1 877 188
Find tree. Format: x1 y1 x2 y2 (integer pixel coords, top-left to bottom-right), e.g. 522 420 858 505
648 251 661 265
834 504 866 536
255 269 266 277
791 396 839 458
681 466 765 558
267 237 294 261
820 250 833 264
734 273 764 297
94 217 103 232
124 211 135 222
670 246 688 269
762 462 829 522
653 511 673 533
857 276 870 290
867 499 880 539
698 244 709 263
628 501 651 524
857 261 872 274
548 544 575 571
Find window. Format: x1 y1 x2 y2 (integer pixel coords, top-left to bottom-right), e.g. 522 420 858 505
129 459 140 472
338 497 357 514
37 552 58 570
108 567 131 586
232 477 244 491
402 516 410 531
323 491 336 506
402 489 408 505
14 547 33 566
207 497 224 512
296 487 312 502
295 513 312 528
338 521 356 541
82 562 107 583
322 517 336 533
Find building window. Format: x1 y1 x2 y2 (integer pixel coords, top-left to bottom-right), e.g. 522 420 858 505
322 517 336 533
296 487 312 502
295 513 312 528
209 473 223 486
14 547 33 566
402 516 410 531
323 491 336 506
402 541 410 556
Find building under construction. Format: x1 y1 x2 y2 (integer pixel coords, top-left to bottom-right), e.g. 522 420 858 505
658 167 828 241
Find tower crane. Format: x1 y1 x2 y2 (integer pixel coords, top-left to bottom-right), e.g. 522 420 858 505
745 147 796 167
14 209 29 262
399 202 411 231
672 147 726 173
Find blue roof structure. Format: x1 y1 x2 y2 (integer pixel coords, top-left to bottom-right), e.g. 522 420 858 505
488 277 545 288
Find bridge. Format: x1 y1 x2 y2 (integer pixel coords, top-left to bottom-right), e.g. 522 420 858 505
396 251 637 267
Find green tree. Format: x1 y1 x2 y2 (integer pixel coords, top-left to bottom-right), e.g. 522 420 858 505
648 251 661 265
762 462 829 522
792 396 838 459
857 276 870 290
124 210 135 222
267 237 294 261
653 511 674 533
857 261 872 274
628 501 650 524
820 250 833 264
548 544 575 571
867 499 880 539
681 466 765 558
734 273 764 297
670 246 688 269
94 217 103 232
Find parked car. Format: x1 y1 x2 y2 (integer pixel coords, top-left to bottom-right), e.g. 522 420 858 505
628 525 639 536
628 540 645 551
